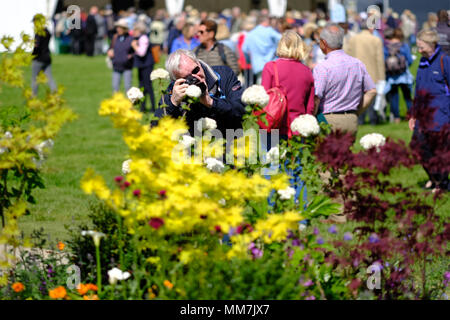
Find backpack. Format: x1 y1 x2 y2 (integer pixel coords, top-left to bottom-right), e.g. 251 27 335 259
253 61 288 132
386 43 407 75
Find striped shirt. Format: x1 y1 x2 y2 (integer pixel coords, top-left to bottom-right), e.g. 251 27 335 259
313 49 375 114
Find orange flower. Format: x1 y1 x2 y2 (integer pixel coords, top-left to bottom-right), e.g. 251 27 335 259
57 241 65 251
77 283 98 295
49 286 67 299
163 280 173 290
83 294 99 300
12 282 25 293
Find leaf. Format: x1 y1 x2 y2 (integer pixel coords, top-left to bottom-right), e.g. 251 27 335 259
304 195 341 218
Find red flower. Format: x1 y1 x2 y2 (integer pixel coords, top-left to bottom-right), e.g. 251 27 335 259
133 189 141 197
158 190 167 199
114 176 123 183
214 225 222 233
149 217 164 230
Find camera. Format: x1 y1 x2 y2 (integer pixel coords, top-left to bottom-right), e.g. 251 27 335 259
184 75 207 96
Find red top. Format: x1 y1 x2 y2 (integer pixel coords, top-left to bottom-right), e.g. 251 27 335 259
262 58 315 137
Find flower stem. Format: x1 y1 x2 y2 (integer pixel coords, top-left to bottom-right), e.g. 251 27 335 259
95 244 102 294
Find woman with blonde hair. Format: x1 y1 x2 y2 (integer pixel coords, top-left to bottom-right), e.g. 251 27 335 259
262 30 315 138
261 30 315 207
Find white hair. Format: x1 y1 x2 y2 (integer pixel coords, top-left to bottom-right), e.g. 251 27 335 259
165 49 199 80
320 23 345 49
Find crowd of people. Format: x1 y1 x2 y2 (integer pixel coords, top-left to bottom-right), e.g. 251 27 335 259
38 4 449 194
51 5 450 122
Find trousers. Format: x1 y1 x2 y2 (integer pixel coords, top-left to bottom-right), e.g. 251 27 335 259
31 61 57 95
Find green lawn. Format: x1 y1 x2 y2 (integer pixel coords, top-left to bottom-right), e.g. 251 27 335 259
0 54 447 242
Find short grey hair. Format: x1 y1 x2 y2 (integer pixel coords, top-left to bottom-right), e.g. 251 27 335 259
165 49 199 80
320 23 345 49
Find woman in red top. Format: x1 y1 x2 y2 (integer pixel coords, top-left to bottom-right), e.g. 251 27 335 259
261 30 315 138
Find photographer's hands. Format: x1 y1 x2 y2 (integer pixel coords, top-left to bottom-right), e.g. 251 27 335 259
171 79 189 106
171 79 213 108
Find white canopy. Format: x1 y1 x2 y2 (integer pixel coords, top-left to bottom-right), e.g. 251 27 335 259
0 0 58 51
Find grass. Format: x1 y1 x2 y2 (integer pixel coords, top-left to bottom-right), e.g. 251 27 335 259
0 53 447 243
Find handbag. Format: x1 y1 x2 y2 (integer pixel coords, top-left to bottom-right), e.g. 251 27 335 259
253 61 288 132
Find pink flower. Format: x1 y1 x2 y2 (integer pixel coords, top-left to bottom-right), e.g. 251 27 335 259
149 217 164 230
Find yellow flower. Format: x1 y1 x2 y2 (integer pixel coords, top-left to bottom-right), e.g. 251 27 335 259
83 294 99 300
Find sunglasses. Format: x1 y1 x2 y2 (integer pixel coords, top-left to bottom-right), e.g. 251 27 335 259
191 66 200 75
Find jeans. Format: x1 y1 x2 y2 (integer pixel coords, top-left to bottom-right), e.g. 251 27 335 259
261 132 308 206
138 66 155 112
112 69 132 93
31 61 57 95
387 84 412 119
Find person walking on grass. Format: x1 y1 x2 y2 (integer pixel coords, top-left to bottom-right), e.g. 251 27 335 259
31 14 57 96
313 24 376 136
383 28 414 124
107 18 134 94
410 30 450 193
131 21 156 113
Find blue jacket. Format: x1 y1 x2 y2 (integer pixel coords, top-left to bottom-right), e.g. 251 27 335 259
112 34 134 72
155 62 245 136
415 45 450 131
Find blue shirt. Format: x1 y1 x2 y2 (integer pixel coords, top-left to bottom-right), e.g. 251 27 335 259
242 25 281 74
170 36 200 53
416 45 450 130
330 3 346 23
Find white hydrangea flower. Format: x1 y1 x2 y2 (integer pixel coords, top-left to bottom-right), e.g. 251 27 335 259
290 114 320 137
126 87 144 104
196 117 217 131
360 133 386 151
180 134 196 148
122 159 132 175
218 198 226 206
241 85 270 107
108 267 131 285
0 148 6 154
299 224 307 231
277 186 296 200
205 157 225 173
4 131 13 139
266 146 280 163
185 85 202 98
150 68 170 81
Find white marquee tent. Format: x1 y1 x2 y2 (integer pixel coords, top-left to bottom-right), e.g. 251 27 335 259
0 0 58 51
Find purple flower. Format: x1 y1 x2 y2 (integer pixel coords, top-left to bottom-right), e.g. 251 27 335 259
328 225 338 234
306 295 316 300
313 227 319 235
303 280 314 287
343 232 353 241
292 239 301 247
316 237 324 245
249 242 263 259
369 233 379 243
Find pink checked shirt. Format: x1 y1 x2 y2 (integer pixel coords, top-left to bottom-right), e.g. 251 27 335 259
313 49 375 114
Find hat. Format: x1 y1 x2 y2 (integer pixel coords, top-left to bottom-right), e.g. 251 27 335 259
114 18 129 29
